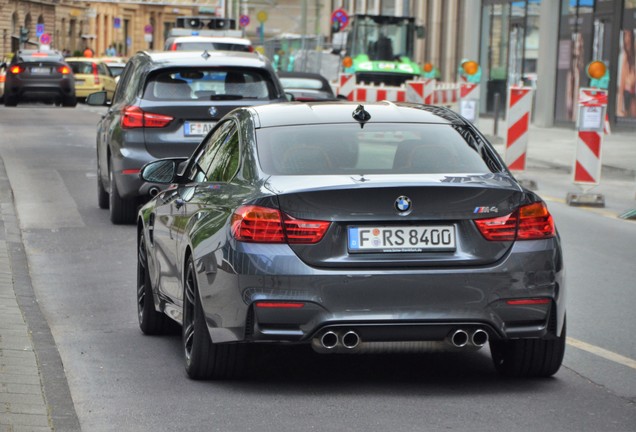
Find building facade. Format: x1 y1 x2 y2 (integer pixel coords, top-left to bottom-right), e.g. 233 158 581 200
1 0 634 129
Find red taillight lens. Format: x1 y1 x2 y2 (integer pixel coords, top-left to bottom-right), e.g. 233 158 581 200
9 65 23 74
92 62 100 84
284 215 331 243
58 65 71 74
0 75 5 83
506 298 551 305
121 106 173 129
517 202 555 240
475 202 555 241
170 43 177 51
232 205 285 243
231 205 330 244
474 213 518 241
247 46 255 53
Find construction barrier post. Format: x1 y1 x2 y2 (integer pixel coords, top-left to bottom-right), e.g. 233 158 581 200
405 79 435 105
505 85 536 190
566 88 607 207
458 83 480 125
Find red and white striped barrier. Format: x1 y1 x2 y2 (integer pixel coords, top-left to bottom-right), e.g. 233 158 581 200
433 83 459 107
354 86 406 102
573 88 607 186
505 86 533 171
405 80 435 104
337 74 357 101
458 83 480 124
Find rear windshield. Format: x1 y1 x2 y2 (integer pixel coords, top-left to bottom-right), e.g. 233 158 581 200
279 77 325 90
143 68 277 101
68 62 94 74
174 42 251 52
256 124 495 175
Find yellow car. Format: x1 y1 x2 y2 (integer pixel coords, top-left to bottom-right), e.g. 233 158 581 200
66 57 117 101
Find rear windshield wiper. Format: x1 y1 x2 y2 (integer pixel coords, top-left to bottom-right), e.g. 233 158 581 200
208 94 244 100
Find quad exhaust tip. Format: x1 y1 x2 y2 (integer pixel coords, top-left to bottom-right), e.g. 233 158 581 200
451 329 469 347
320 331 338 350
342 331 360 349
471 329 489 347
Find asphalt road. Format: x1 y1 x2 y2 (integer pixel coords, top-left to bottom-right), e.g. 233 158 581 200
0 104 634 432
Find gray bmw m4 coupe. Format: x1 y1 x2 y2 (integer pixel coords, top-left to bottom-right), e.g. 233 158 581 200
136 101 566 380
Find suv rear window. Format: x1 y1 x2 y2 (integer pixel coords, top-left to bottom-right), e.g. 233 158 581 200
144 68 276 101
256 124 494 175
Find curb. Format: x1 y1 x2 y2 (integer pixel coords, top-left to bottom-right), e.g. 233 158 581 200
0 156 80 432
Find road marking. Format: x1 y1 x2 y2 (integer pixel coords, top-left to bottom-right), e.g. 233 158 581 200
567 337 636 370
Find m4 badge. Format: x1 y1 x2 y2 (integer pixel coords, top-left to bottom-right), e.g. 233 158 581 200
474 206 499 214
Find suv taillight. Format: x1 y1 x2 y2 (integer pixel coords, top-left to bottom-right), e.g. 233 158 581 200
475 202 555 241
58 65 71 74
9 65 24 74
121 106 174 129
231 205 330 244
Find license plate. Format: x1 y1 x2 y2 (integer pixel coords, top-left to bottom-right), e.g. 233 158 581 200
184 121 216 136
31 67 50 74
348 225 456 253
75 80 85 85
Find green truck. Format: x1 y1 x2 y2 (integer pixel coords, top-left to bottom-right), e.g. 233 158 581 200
340 14 425 86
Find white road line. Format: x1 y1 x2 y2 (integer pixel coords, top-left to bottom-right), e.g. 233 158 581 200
567 337 636 370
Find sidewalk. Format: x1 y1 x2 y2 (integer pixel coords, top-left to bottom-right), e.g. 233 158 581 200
0 178 52 429
479 117 636 178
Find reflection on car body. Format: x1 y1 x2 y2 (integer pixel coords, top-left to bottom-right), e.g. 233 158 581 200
136 101 566 380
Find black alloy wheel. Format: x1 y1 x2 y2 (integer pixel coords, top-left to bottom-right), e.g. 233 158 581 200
182 256 247 380
137 232 172 334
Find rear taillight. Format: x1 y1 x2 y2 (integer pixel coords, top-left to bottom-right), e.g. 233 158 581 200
121 106 174 129
247 46 255 53
475 202 554 241
9 65 24 74
0 75 5 83
92 63 100 84
58 65 71 74
170 42 177 51
231 205 330 244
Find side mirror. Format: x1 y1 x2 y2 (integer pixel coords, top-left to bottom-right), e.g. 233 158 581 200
285 92 296 102
141 159 179 184
86 91 108 106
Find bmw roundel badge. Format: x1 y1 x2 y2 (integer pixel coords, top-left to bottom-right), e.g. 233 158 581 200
395 195 412 213
208 106 218 117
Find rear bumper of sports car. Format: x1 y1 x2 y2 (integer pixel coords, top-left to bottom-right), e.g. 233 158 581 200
195 237 565 349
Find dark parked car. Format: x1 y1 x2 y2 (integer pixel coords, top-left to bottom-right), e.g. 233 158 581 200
277 71 337 101
2 49 76 107
137 101 566 380
87 50 287 224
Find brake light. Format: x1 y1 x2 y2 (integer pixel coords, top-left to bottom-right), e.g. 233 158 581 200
92 62 100 84
475 202 554 241
170 42 177 51
58 65 71 74
121 106 174 128
231 205 330 244
517 202 555 240
9 65 23 74
0 75 5 83
247 46 255 53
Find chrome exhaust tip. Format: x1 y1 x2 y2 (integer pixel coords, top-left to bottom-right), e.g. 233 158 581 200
341 331 360 349
148 186 160 197
450 329 469 348
471 329 489 347
320 331 338 350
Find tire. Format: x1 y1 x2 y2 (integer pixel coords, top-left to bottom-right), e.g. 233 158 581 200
490 317 566 378
4 96 17 107
137 233 172 335
109 167 138 224
97 167 109 209
62 96 77 107
182 257 247 380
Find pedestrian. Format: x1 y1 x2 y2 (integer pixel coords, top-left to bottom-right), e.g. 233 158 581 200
106 44 117 57
83 46 94 58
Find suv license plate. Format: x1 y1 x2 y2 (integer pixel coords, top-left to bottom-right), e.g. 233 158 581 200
348 226 456 253
31 67 50 74
184 121 216 136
